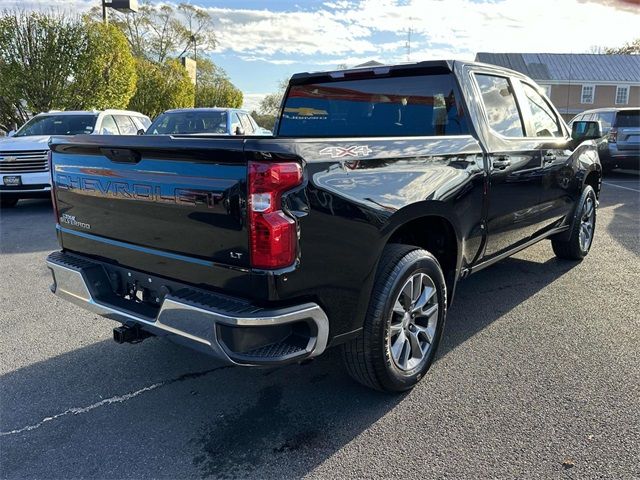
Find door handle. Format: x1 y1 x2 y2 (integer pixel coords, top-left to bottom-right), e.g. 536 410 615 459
492 156 511 170
543 152 557 164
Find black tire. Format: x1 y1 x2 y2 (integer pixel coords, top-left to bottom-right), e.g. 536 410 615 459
0 197 18 208
551 185 597 260
342 244 447 392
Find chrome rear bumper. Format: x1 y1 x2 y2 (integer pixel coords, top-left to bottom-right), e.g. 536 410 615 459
46 251 329 365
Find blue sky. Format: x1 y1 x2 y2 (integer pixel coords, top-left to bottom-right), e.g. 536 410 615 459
14 0 640 110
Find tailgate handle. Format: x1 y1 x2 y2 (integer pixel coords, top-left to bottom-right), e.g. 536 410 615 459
100 148 141 164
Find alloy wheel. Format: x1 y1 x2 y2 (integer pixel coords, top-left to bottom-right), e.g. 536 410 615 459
579 196 595 252
389 273 439 371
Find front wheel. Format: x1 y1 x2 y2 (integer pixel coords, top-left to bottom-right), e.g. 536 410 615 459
552 185 597 260
342 244 447 392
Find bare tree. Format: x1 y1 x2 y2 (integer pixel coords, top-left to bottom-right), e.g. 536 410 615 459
259 79 289 116
176 4 217 59
605 38 640 55
87 1 217 63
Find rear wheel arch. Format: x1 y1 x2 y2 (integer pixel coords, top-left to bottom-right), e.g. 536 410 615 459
384 212 461 302
574 145 602 198
584 168 601 199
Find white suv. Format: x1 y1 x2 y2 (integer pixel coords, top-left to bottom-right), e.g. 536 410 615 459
0 109 151 208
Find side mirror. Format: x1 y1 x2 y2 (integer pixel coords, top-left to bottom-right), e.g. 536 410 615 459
571 120 602 142
7 130 15 137
137 128 145 135
235 126 245 136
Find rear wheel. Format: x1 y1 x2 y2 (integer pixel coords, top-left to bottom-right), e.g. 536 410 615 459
552 185 597 260
0 197 18 208
342 244 447 392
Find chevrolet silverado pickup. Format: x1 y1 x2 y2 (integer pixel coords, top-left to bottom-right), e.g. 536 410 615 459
47 61 602 392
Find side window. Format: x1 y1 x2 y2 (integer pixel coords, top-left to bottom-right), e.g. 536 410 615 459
114 115 137 135
596 112 615 133
130 116 151 132
249 116 261 132
521 83 562 137
239 113 254 134
130 116 145 132
230 112 242 135
99 115 119 135
151 115 171 134
475 74 524 137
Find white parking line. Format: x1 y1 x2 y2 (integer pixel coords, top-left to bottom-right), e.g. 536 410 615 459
603 182 640 193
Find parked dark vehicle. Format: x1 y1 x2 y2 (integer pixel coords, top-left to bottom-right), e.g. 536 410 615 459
569 108 639 173
46 61 601 392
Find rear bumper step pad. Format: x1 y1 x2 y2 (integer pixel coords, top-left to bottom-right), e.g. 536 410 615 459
46 251 329 366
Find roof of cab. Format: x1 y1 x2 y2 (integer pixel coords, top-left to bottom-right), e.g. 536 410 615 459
577 107 640 114
289 59 528 84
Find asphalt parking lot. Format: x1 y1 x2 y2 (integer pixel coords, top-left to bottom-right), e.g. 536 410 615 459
1 171 638 480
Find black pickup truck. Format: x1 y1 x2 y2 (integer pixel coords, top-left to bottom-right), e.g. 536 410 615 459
47 60 602 392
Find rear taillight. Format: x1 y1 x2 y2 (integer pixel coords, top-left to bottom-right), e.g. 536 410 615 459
48 150 59 223
608 128 618 143
248 161 303 269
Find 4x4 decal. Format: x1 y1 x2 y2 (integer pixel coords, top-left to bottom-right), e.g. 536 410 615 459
319 145 372 158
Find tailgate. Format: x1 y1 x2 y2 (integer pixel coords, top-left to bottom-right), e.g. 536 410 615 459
615 110 640 151
50 135 250 269
616 126 640 150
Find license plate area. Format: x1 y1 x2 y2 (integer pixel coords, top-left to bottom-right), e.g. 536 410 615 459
3 176 21 186
92 257 253 320
107 268 167 312
82 264 165 321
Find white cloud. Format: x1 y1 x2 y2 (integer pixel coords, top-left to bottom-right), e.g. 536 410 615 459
8 0 640 66
335 0 639 57
238 56 298 65
242 93 268 112
322 1 358 9
203 0 640 67
311 56 384 67
207 7 375 56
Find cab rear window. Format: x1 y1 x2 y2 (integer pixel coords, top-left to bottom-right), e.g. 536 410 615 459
278 74 469 137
